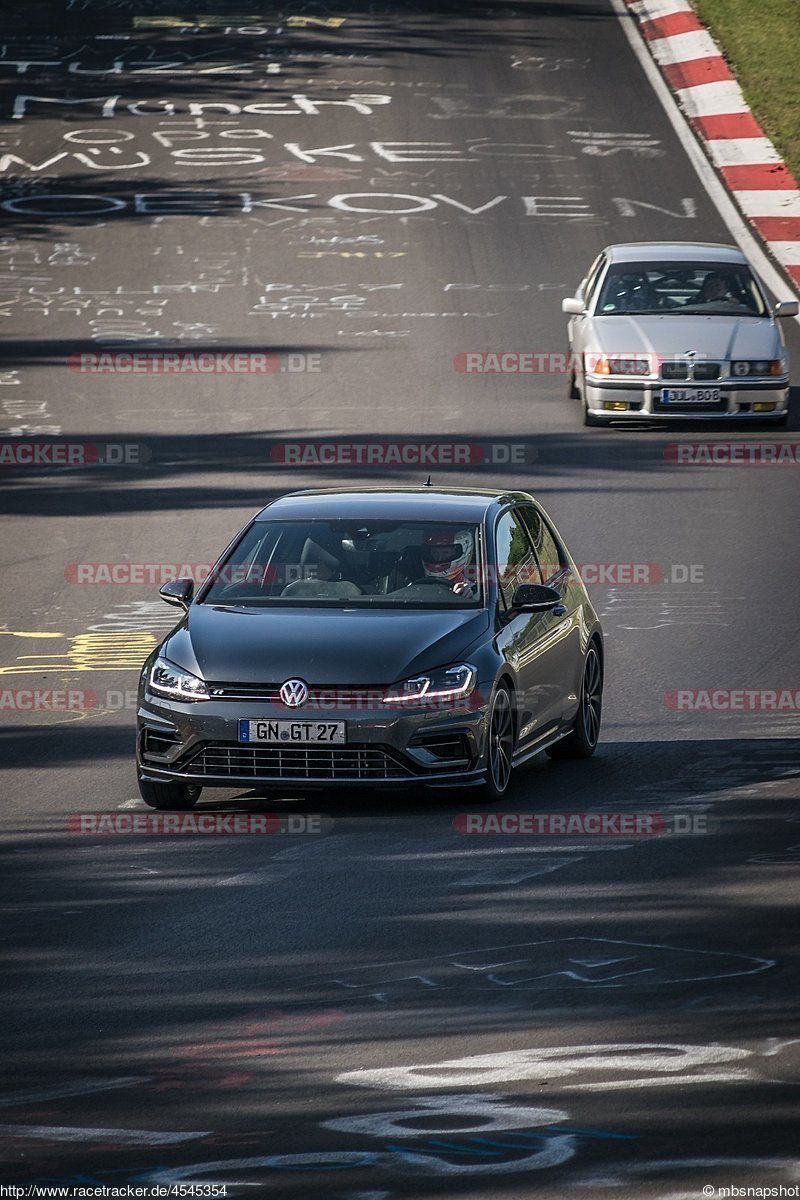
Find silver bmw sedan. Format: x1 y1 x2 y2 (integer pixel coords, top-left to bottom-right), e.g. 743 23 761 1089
562 242 797 425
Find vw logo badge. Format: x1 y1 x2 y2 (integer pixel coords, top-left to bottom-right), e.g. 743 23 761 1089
280 678 309 708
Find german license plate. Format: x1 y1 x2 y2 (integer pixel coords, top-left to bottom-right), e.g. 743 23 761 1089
239 719 346 744
661 387 721 404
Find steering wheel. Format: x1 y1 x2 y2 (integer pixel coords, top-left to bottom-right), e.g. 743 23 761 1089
408 576 456 588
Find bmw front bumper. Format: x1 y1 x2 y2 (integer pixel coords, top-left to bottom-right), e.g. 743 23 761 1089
583 376 789 420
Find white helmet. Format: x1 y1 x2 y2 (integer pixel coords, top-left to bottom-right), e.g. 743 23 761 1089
421 528 474 585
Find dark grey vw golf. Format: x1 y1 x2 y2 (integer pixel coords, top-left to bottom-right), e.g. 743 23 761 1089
136 487 604 808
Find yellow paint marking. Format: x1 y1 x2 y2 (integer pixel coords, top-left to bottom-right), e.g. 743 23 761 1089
0 632 157 675
286 16 346 27
0 631 64 638
133 14 260 28
133 12 344 30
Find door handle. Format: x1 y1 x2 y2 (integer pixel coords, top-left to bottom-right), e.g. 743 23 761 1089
552 604 567 616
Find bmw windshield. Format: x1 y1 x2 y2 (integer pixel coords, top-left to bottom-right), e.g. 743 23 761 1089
595 261 768 317
199 520 485 607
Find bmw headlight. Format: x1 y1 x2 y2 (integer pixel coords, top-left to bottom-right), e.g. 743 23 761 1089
148 656 209 702
383 663 477 704
731 359 783 377
588 354 652 376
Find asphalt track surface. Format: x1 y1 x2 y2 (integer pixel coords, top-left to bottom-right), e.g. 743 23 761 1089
0 1 799 1197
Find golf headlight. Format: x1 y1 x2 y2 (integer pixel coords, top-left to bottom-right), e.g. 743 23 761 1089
384 663 476 704
149 656 209 702
731 360 783 377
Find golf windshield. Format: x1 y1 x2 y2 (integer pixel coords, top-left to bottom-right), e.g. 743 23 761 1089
199 520 484 607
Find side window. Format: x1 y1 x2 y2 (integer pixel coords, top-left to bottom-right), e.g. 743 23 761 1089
581 253 607 309
517 507 566 585
494 510 539 608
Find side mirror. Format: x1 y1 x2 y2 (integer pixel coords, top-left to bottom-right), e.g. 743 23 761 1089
562 297 585 315
774 300 799 318
511 584 563 612
159 577 194 610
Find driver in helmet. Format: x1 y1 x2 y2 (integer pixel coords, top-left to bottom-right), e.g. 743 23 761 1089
421 528 475 595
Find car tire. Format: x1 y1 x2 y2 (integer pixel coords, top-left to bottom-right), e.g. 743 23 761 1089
546 643 603 760
568 365 580 400
138 777 201 810
481 683 515 801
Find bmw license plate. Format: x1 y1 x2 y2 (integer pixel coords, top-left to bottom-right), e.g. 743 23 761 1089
661 387 721 404
239 719 346 744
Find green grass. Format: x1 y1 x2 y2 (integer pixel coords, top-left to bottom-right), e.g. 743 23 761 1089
692 0 800 182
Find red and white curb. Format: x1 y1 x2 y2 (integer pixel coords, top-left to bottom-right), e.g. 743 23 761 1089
625 0 800 292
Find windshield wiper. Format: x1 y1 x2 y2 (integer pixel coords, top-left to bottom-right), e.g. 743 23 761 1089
676 306 759 316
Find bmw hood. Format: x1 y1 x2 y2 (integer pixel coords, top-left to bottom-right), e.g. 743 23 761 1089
587 315 780 362
161 604 491 686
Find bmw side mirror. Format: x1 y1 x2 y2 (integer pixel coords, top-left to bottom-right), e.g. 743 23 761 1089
511 584 563 612
774 300 799 318
562 297 585 315
160 578 194 610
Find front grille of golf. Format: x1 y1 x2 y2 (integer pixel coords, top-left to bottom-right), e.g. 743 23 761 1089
181 741 412 780
205 682 386 705
206 682 283 702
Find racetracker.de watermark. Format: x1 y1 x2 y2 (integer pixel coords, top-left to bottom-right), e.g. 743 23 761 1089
62 561 705 586
64 562 262 585
453 351 672 374
664 442 800 465
67 351 321 374
2 686 482 714
453 812 714 835
0 687 99 712
68 813 328 835
1 689 165 712
0 441 149 466
665 689 800 712
268 440 536 466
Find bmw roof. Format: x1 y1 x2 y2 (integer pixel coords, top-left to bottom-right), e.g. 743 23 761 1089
255 487 535 522
604 242 747 264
